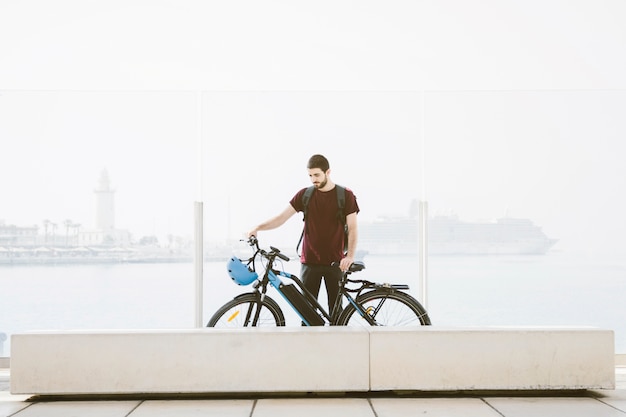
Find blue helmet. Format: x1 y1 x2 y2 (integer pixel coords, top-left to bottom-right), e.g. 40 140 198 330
227 256 258 286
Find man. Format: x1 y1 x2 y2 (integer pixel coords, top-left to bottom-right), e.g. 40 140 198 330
247 154 359 317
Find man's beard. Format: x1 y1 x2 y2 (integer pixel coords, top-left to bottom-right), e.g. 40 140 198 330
315 177 328 189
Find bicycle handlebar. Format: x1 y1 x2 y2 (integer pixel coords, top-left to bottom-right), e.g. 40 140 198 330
246 237 364 272
270 246 290 262
247 236 364 272
244 236 290 262
246 236 259 248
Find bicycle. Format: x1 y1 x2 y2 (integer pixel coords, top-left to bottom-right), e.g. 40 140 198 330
207 236 431 327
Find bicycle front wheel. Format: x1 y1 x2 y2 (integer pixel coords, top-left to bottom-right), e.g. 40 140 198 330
337 289 431 326
207 293 285 327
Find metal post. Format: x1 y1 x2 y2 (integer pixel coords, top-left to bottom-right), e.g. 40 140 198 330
418 91 428 309
194 201 203 328
418 200 428 309
194 91 204 328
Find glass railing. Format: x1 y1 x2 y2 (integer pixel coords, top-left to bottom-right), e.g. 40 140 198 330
1 90 624 356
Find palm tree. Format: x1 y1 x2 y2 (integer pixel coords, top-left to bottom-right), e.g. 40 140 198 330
51 222 57 246
64 219 73 247
73 223 81 246
43 219 51 244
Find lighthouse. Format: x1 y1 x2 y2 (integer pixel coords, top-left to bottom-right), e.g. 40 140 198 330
94 169 115 231
79 170 130 246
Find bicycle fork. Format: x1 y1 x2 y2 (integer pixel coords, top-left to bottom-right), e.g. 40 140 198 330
241 292 266 326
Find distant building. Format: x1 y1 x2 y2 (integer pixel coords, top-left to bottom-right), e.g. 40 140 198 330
0 220 38 247
95 169 115 231
78 169 130 246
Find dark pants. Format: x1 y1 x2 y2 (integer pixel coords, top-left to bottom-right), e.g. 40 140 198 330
300 263 342 318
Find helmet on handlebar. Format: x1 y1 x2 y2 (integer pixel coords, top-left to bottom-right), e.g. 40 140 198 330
227 256 258 286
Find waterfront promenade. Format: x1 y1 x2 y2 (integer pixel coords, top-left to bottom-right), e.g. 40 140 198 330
1 367 625 416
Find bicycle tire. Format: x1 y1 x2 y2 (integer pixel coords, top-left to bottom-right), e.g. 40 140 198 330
207 293 286 327
336 289 431 326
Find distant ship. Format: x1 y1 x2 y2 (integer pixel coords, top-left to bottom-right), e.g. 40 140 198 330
358 214 558 256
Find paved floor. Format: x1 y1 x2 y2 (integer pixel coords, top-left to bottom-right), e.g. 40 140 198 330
1 368 625 417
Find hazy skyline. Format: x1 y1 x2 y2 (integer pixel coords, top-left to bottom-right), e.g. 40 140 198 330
2 1 626 257
2 89 626 259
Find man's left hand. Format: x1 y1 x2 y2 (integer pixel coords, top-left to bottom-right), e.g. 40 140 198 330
339 256 354 272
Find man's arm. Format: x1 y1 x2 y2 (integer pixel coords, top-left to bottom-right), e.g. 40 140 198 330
247 204 297 237
339 212 358 271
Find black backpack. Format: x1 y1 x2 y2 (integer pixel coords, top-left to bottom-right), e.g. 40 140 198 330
296 185 347 256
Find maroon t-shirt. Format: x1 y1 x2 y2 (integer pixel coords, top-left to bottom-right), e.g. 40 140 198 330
290 185 359 265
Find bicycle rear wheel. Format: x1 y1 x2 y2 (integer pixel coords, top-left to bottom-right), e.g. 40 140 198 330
207 293 285 327
337 289 431 326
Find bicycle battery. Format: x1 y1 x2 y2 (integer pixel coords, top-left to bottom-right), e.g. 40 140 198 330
279 283 325 326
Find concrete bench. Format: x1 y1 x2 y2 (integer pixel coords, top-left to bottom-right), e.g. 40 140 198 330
10 326 614 395
369 327 615 391
10 327 370 395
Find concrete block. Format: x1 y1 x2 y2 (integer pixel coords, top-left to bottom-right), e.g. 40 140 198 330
11 326 615 395
369 327 615 391
11 327 370 395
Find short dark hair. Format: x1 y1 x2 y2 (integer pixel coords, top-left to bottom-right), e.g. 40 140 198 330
307 154 330 172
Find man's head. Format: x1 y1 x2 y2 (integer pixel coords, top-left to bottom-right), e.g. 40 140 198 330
307 154 331 190
307 154 330 172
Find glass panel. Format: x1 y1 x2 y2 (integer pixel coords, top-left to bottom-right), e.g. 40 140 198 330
0 91 425 354
425 90 626 353
0 91 198 355
4 89 621 356
200 91 425 326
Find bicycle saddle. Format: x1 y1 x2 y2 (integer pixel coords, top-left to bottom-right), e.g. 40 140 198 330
350 261 365 272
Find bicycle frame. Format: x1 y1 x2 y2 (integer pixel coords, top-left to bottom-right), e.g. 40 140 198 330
266 268 330 325
265 263 380 326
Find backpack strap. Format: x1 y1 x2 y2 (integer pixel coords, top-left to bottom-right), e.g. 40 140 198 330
296 186 315 255
335 185 348 255
335 184 346 224
302 186 315 221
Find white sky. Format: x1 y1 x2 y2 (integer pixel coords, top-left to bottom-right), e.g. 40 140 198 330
1 1 626 256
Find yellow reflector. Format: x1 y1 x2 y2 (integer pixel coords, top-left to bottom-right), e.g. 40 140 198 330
227 310 240 322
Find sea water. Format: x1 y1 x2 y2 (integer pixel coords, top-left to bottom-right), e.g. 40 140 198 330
1 251 625 355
